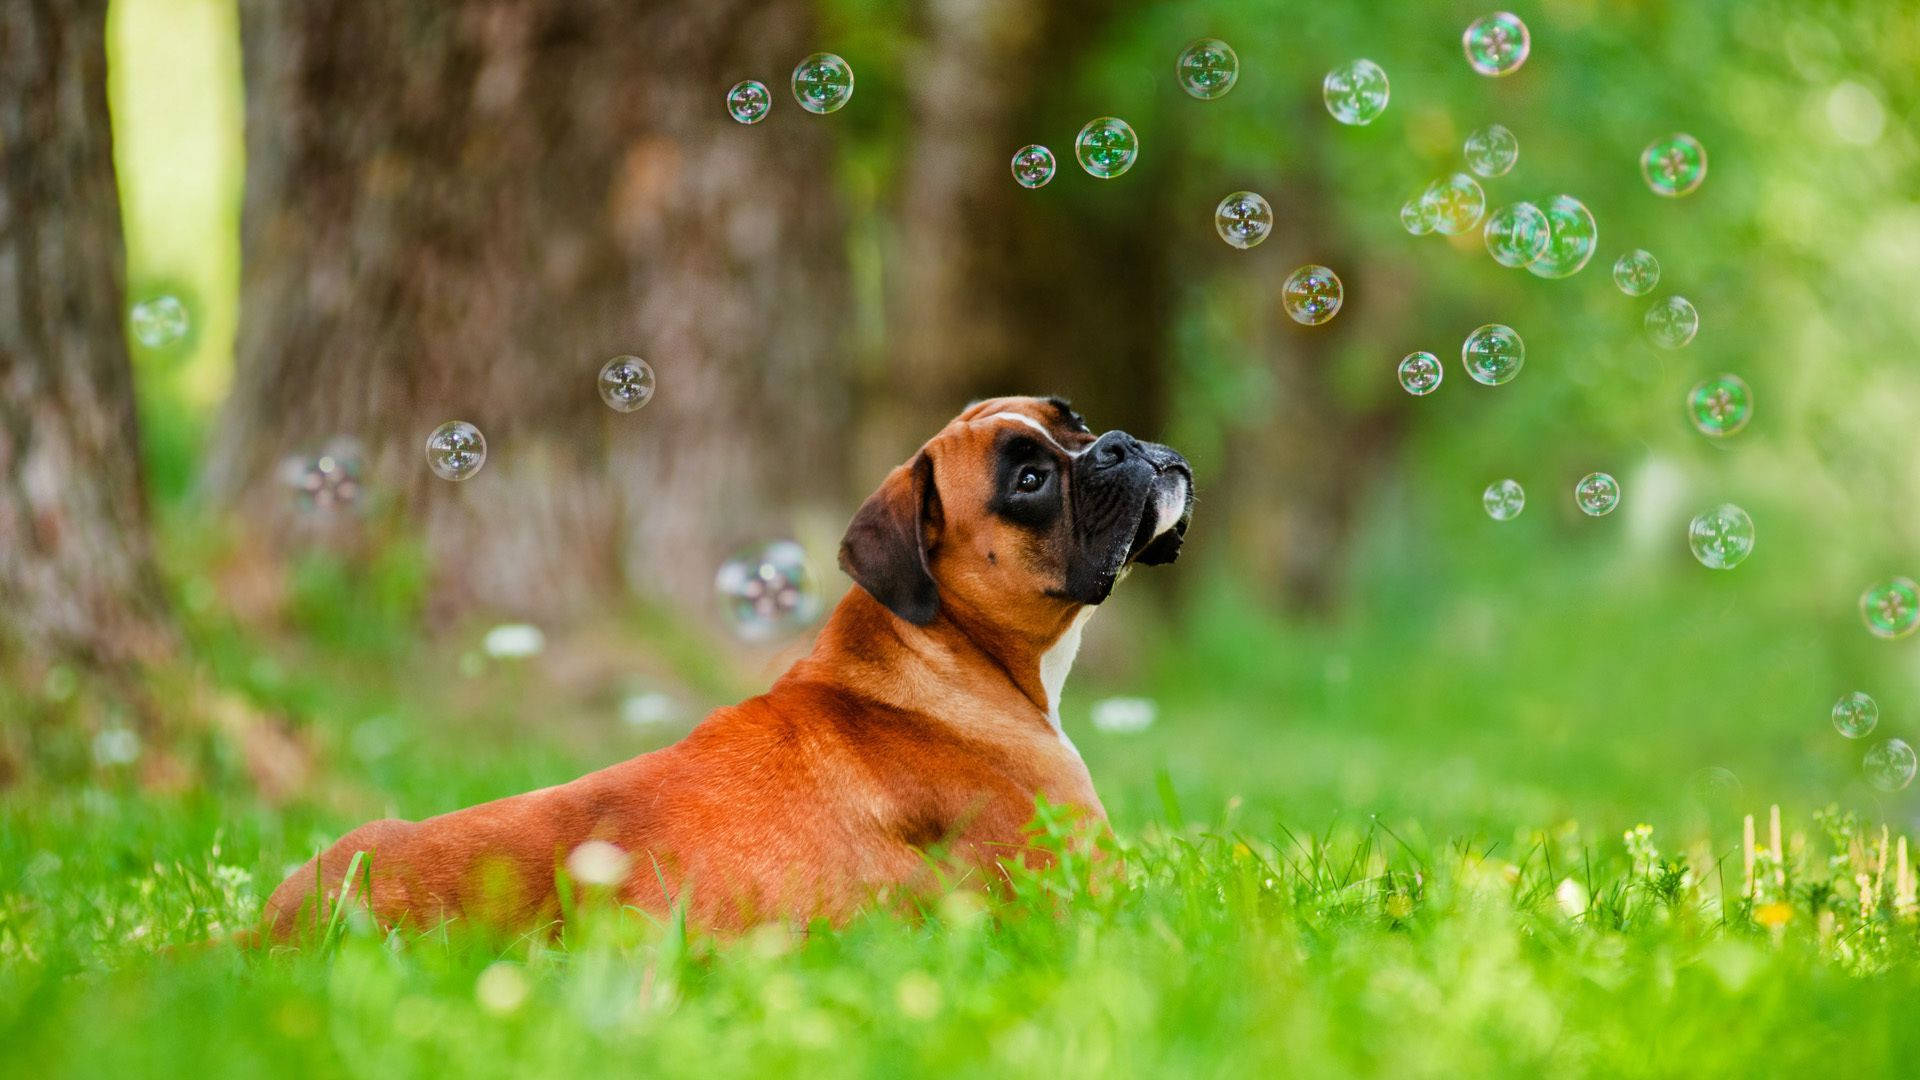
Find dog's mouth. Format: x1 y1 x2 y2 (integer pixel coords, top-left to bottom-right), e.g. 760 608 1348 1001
1127 465 1193 566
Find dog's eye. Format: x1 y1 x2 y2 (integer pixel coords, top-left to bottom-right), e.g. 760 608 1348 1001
1013 466 1048 494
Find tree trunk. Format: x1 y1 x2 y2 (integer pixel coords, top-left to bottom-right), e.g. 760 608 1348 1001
0 0 173 688
212 0 849 624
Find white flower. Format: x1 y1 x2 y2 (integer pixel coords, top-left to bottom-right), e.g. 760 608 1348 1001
481 623 546 660
621 691 684 729
1090 696 1157 734
566 839 631 888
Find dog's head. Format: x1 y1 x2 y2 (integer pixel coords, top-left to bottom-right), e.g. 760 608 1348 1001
838 396 1193 632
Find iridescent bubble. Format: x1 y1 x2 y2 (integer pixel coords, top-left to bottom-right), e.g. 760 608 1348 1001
1177 38 1239 100
1482 202 1550 267
1686 374 1752 437
129 294 189 349
598 356 656 413
1399 195 1435 236
1464 124 1519 178
1574 472 1620 516
1398 351 1442 396
1483 479 1525 521
1463 12 1531 77
1323 59 1390 126
1461 323 1524 385
1525 195 1598 279
1860 578 1920 640
1640 133 1707 197
1686 766 1744 811
1011 144 1056 189
1281 265 1343 326
1687 503 1754 570
1421 173 1487 236
727 80 771 124
1613 249 1661 296
1865 738 1917 793
426 420 487 482
1832 692 1879 739
1645 296 1699 348
1075 116 1138 179
715 539 823 641
791 53 854 115
1215 191 1273 250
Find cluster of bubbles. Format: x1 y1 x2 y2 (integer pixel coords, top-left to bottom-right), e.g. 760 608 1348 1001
280 438 365 512
427 355 659 482
129 294 189 349
715 540 823 642
725 52 854 123
1281 266 1343 326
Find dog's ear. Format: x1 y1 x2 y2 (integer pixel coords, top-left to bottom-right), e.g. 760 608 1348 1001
839 451 942 625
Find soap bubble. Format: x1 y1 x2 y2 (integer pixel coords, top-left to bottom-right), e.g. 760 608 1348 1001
1525 195 1598 279
1399 195 1435 236
716 540 823 641
129 294 189 349
1011 144 1056 189
791 53 854 114
1645 296 1699 348
1613 249 1660 296
1574 472 1620 516
1483 479 1525 522
1464 124 1519 177
1398 351 1443 396
1832 692 1879 739
1323 59 1390 126
1860 578 1920 640
1640 133 1707 197
1686 374 1752 437
1214 191 1273 249
1075 116 1139 179
1281 265 1343 326
1461 323 1524 386
1463 12 1531 77
1421 173 1487 236
1688 504 1754 570
1865 738 1917 793
1090 696 1157 734
1686 766 1744 811
1177 39 1239 100
426 421 487 482
598 356 656 413
284 438 365 511
726 80 771 124
1482 202 1550 267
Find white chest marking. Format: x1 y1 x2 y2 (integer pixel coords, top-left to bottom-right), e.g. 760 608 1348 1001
1038 608 1095 756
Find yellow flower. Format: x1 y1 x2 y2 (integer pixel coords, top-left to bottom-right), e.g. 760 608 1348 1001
1754 902 1794 928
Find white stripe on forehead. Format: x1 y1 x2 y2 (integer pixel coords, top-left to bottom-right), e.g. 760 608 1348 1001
977 410 1086 456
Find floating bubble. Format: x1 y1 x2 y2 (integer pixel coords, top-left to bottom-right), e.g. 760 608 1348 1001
283 438 365 512
1860 578 1920 640
1399 195 1435 236
598 355 656 413
1011 144 1056 189
1640 133 1707 197
1463 12 1531 77
791 53 854 114
1461 323 1524 385
1281 265 1343 326
1421 173 1487 236
129 294 189 349
1688 503 1754 570
1398 351 1442 396
426 420 487 482
1832 692 1879 739
1090 696 1157 734
1176 38 1239 100
1686 374 1752 437
1613 249 1661 296
716 539 823 641
727 80 771 124
1525 195 1598 279
1483 479 1525 521
1214 191 1273 249
1075 116 1139 179
1482 202 1550 267
1464 124 1519 178
1645 296 1699 348
1865 738 1917 793
1323 59 1390 126
1574 472 1620 516
1686 766 1744 811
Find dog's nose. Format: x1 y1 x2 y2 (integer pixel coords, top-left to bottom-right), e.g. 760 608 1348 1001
1088 430 1141 470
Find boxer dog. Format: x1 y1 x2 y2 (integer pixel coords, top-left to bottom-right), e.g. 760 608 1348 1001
260 396 1192 937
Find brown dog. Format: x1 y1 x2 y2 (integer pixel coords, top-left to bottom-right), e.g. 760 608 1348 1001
260 396 1192 936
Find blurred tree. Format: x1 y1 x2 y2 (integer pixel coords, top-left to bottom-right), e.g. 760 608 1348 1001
210 0 850 624
0 1 175 696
